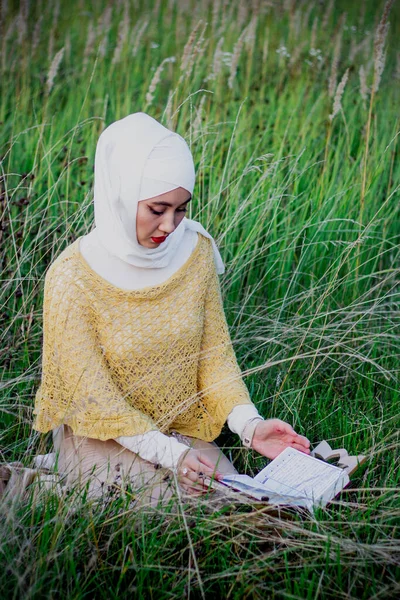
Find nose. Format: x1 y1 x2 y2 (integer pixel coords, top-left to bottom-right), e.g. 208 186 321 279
158 212 176 235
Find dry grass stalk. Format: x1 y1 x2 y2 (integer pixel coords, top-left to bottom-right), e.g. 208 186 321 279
310 16 318 49
329 68 349 121
193 21 208 61
83 22 96 72
289 40 306 68
179 19 204 74
395 52 400 80
211 0 221 31
64 31 71 64
152 0 161 16
46 47 64 94
349 36 370 63
192 94 207 137
17 0 28 45
132 19 148 57
228 19 254 90
220 0 231 31
244 15 257 52
251 0 260 15
97 5 112 39
1 15 15 70
372 0 394 94
237 2 249 29
322 0 334 29
328 13 346 98
262 32 269 67
145 56 176 107
207 36 225 81
177 19 207 86
3 14 15 43
289 6 302 42
0 0 8 26
97 5 113 57
164 0 175 27
98 35 107 58
112 2 130 65
48 31 54 62
47 1 60 61
359 65 369 103
31 15 43 56
302 1 315 31
164 89 174 130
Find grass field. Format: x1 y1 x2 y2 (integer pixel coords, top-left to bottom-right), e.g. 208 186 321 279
0 0 399 598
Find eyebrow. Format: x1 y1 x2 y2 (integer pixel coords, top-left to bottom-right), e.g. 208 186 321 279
149 196 192 207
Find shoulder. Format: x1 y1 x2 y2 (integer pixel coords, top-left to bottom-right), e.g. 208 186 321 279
183 233 220 290
44 238 82 293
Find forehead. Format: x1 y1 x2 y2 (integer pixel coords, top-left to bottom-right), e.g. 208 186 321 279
149 198 191 207
141 189 192 207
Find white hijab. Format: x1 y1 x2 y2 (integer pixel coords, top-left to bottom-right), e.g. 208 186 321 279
92 112 224 274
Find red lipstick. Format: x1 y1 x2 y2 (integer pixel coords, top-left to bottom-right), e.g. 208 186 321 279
151 236 167 244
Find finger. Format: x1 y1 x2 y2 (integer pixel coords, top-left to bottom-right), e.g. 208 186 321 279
181 485 205 496
197 457 223 480
274 420 296 435
184 471 207 486
181 479 209 494
295 434 310 448
182 473 209 490
290 442 311 454
197 453 218 471
288 433 310 448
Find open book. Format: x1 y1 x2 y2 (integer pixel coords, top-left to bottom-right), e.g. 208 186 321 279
207 441 366 512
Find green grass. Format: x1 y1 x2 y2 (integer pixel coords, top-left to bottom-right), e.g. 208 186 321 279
0 0 399 598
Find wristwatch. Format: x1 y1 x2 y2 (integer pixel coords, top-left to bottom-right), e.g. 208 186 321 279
241 417 264 449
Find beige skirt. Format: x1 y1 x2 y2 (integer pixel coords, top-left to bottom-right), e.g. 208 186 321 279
55 425 238 507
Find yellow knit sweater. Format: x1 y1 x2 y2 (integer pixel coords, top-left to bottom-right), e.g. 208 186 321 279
33 233 253 441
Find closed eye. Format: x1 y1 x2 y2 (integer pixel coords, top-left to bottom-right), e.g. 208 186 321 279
150 207 187 216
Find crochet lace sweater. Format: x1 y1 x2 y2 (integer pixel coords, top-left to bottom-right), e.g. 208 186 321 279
33 233 253 441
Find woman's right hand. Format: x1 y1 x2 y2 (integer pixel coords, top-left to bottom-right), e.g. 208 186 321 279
177 449 222 495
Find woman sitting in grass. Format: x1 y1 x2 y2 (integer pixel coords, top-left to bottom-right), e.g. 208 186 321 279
33 112 310 505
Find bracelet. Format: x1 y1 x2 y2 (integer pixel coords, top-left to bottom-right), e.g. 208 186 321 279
241 417 264 449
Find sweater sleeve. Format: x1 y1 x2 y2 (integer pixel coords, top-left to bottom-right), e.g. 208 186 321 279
33 262 158 441
197 261 254 426
227 404 263 437
115 432 190 471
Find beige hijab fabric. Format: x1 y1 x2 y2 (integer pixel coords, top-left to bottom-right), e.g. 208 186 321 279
93 112 225 274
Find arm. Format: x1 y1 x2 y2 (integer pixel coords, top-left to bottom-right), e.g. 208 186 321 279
33 262 157 440
115 431 189 470
201 265 310 457
227 404 263 437
197 261 254 425
116 433 223 494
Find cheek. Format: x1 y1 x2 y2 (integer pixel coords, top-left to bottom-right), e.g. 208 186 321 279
136 207 154 233
175 213 186 227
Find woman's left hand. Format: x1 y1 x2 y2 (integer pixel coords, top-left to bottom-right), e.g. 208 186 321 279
251 419 310 460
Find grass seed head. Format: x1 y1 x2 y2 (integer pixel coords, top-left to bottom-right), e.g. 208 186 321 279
46 47 64 95
373 0 394 93
329 67 349 121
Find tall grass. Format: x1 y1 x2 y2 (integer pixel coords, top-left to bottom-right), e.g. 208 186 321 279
0 0 399 598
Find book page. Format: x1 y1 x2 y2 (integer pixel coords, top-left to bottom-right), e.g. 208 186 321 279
220 473 309 505
254 447 347 502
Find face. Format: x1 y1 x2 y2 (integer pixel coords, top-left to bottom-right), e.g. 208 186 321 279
136 187 192 248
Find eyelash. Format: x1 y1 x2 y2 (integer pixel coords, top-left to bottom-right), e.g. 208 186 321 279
150 208 187 216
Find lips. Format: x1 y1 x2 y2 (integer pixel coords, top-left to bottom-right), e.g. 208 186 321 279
151 236 167 244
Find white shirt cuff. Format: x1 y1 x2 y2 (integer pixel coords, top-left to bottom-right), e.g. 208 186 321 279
227 404 263 438
115 431 190 471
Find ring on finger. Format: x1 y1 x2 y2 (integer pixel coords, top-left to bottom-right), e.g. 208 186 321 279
182 467 188 476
